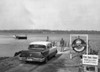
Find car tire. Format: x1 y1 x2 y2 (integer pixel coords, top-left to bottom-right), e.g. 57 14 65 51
54 50 57 57
43 57 48 63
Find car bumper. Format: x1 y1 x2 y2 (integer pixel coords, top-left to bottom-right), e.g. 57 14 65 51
19 57 45 62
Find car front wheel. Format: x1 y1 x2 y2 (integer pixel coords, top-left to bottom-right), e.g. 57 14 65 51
54 50 57 57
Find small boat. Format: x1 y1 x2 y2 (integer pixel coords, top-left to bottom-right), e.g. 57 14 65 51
14 35 27 39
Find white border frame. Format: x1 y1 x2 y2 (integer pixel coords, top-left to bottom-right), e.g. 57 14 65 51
70 34 88 54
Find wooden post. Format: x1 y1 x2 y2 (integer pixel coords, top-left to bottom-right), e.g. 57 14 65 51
86 35 88 55
83 65 86 72
95 66 98 72
70 51 72 59
70 35 72 59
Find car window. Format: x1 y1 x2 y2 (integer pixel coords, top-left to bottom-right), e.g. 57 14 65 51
28 44 46 50
47 45 50 49
47 43 52 49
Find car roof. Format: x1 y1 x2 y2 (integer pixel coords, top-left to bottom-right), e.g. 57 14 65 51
30 41 51 46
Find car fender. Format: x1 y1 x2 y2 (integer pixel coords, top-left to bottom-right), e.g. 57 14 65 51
49 46 57 56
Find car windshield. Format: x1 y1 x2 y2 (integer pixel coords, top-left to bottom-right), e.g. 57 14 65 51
28 44 46 50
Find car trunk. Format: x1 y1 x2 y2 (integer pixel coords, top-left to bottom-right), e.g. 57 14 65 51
20 49 43 58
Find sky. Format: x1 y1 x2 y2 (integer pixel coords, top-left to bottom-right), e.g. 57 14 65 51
0 0 100 30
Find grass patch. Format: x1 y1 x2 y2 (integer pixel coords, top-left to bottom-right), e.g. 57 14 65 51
0 57 9 61
0 57 21 72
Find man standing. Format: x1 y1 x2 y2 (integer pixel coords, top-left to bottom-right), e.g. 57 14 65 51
46 36 49 41
60 38 65 52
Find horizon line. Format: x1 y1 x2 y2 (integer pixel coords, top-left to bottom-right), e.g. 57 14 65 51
0 29 100 31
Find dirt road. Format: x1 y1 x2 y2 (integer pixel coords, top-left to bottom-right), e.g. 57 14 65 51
1 50 91 72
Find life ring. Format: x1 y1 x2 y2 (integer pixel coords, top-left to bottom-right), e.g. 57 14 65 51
72 38 86 52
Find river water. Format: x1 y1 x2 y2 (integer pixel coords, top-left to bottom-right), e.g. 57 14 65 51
0 34 100 57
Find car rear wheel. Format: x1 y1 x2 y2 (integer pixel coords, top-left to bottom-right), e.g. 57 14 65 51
43 57 48 63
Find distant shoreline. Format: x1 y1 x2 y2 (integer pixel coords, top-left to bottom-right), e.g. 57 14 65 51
0 30 100 34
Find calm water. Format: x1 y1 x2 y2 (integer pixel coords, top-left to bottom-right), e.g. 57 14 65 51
0 34 100 57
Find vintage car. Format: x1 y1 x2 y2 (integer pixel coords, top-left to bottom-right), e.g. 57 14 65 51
17 41 57 63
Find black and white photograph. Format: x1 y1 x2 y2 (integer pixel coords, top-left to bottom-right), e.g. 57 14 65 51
0 0 100 72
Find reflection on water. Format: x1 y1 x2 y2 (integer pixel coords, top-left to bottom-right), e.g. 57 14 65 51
0 34 100 57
